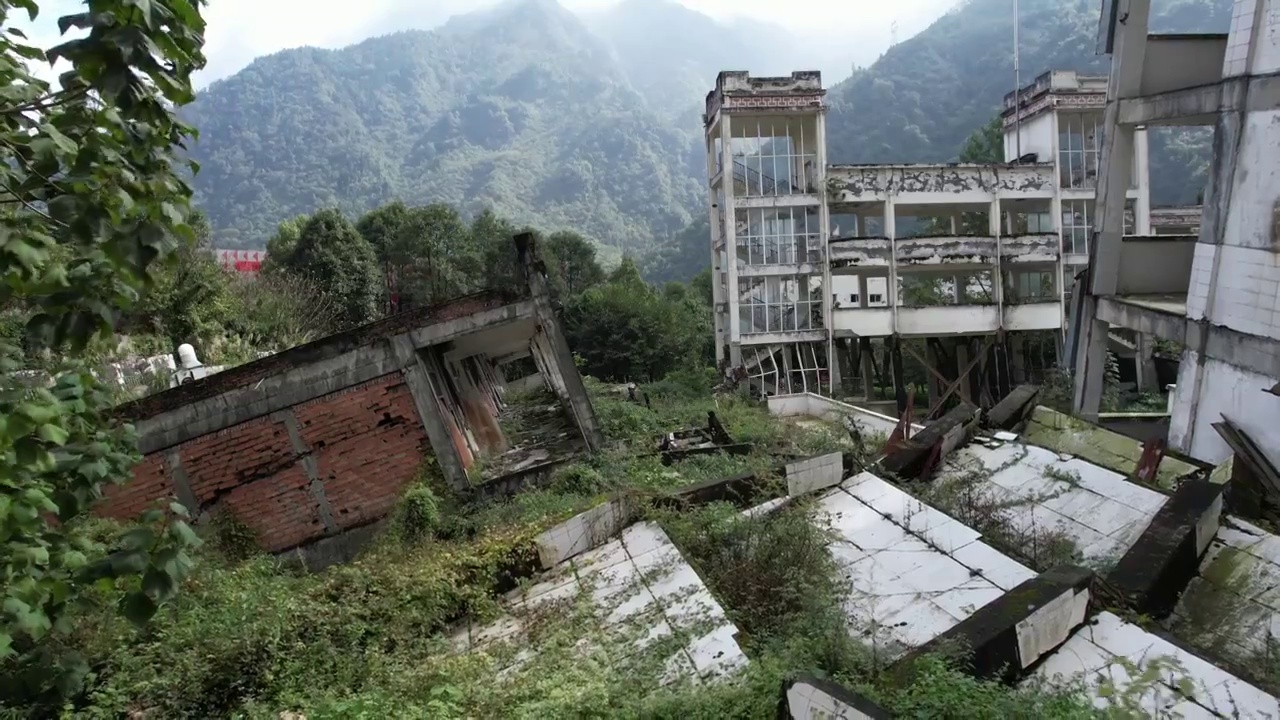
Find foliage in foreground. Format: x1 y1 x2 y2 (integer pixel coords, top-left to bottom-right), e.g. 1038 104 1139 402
0 0 207 702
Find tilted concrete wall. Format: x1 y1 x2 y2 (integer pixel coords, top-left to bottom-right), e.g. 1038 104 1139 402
101 372 429 553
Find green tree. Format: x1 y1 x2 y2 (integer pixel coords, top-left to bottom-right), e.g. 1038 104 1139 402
260 213 309 275
127 210 236 351
470 209 523 294
562 273 709 382
355 200 412 264
542 231 604 299
960 115 1004 164
387 203 473 309
283 209 382 329
0 0 206 699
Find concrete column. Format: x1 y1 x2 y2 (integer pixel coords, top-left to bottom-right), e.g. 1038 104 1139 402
816 111 838 394
927 341 946 407
955 340 973 403
514 233 605 453
1134 126 1152 235
1073 0 1150 419
860 337 875 401
721 115 740 360
891 336 907 415
953 274 964 304
1134 333 1158 393
1010 333 1027 385
885 199 899 334
708 133 725 367
390 336 470 491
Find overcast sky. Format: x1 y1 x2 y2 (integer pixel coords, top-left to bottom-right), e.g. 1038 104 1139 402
20 0 961 87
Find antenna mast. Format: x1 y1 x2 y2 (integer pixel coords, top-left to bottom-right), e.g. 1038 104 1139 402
1014 0 1022 163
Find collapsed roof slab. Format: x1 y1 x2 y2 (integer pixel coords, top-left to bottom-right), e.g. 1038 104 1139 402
449 521 748 686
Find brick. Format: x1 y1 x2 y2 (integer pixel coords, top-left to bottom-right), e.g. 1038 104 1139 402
105 371 433 553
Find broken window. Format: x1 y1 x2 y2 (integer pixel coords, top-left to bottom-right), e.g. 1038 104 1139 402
734 207 822 266
730 119 817 197
1005 269 1057 303
737 275 824 334
1059 113 1102 190
1062 200 1092 255
898 271 995 307
1008 210 1054 234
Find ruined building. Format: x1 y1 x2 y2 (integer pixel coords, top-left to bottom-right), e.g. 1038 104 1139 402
100 234 603 565
703 67 1195 411
1073 0 1280 473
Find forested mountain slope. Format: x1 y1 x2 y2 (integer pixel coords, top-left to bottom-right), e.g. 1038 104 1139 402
190 0 1231 253
186 0 703 251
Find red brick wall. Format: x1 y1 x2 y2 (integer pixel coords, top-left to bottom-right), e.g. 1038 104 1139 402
98 372 431 553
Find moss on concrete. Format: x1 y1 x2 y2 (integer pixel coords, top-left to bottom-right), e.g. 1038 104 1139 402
1023 406 1198 489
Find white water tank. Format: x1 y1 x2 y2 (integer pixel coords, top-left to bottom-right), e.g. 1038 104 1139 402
177 343 201 370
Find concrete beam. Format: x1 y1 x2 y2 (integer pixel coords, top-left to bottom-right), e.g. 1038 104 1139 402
985 384 1040 431
893 565 1094 684
515 233 605 452
134 340 404 455
390 336 470 492
777 675 892 719
1105 479 1225 618
1095 298 1187 345
879 402 981 479
1097 300 1280 380
1117 73 1280 126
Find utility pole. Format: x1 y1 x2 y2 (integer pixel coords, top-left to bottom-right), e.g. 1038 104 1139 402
1014 0 1022 163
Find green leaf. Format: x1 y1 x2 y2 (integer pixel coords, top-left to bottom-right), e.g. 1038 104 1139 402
168 501 191 518
170 519 200 548
36 423 69 446
120 591 158 627
120 527 155 550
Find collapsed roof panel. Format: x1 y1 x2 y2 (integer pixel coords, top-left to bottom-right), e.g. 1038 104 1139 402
450 521 748 685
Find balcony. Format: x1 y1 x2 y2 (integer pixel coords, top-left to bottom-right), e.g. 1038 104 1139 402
827 163 1056 206
829 237 891 267
1094 235 1196 345
1001 234 1061 263
896 236 997 266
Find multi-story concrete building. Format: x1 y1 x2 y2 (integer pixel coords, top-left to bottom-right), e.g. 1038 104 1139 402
1073 0 1280 471
703 69 1158 410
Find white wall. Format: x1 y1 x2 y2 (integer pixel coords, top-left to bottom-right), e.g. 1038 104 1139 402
1003 112 1055 163
1170 353 1280 470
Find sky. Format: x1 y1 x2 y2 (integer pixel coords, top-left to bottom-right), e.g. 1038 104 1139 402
19 0 961 87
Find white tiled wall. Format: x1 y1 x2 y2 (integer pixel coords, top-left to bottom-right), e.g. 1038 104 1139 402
1249 0 1280 73
1224 0 1259 77
1223 109 1280 252
1185 242 1217 321
1202 244 1280 340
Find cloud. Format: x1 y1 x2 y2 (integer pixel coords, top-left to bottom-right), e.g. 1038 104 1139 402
16 0 960 87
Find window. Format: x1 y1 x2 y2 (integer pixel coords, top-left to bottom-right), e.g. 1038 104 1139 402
1009 211 1054 234
731 120 817 197
1062 200 1091 255
738 275 824 333
866 277 889 307
735 207 822 266
1059 114 1102 189
1006 269 1057 303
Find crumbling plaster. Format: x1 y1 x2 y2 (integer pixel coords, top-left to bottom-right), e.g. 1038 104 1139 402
827 164 1055 202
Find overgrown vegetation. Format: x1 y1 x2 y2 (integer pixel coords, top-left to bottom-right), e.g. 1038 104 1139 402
2 374 1193 718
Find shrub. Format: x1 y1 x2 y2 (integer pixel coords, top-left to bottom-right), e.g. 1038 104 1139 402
395 483 443 544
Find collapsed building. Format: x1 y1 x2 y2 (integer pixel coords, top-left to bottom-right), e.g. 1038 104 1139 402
1071 0 1280 482
99 234 603 566
702 67 1203 413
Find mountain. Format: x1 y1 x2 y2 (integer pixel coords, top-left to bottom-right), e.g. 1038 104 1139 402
825 0 1230 204
581 0 797 129
188 0 1231 254
186 0 703 252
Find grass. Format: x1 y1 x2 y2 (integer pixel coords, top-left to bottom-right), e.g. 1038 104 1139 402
0 372 1174 718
